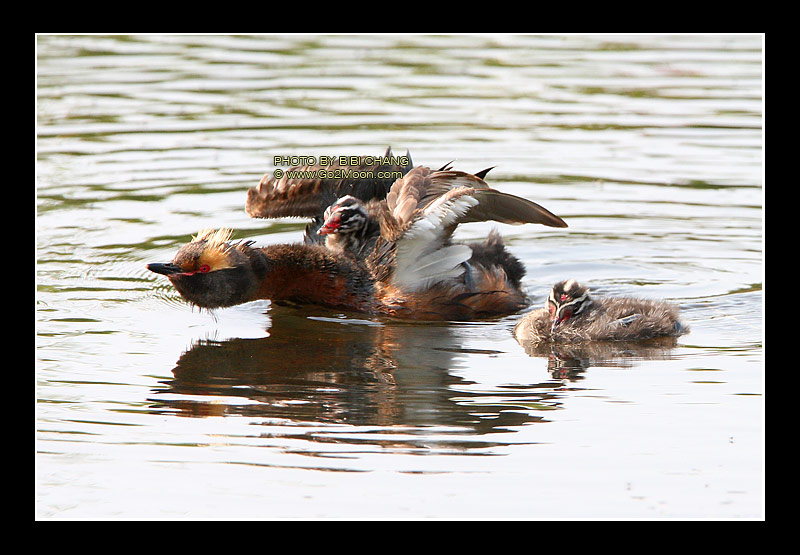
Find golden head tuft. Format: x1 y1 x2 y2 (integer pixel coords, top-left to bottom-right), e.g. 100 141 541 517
192 228 234 250
188 229 238 271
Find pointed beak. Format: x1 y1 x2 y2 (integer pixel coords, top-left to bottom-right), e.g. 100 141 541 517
317 216 341 236
551 315 568 332
147 262 183 276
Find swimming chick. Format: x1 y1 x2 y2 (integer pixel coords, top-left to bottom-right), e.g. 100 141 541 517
513 279 688 344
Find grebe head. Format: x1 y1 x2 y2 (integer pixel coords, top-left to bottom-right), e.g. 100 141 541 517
317 196 369 236
547 279 593 331
147 229 258 309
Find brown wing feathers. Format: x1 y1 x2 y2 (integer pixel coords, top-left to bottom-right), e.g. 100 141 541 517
245 149 413 219
385 167 568 232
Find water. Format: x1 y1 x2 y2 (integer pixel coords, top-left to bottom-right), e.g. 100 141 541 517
36 34 763 519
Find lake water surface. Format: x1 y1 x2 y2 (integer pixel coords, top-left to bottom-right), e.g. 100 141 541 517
36 34 763 519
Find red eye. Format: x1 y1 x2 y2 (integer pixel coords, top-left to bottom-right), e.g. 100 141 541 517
198 264 210 273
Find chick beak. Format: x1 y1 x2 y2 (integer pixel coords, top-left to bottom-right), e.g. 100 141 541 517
551 314 569 332
317 215 341 236
147 262 184 276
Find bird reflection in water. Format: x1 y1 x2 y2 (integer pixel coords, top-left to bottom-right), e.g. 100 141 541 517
518 335 681 381
148 306 557 447
148 306 685 455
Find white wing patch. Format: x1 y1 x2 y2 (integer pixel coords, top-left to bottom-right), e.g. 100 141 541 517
391 194 479 290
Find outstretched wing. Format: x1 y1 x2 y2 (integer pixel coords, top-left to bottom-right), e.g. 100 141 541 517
390 185 479 291
374 166 567 290
429 171 567 228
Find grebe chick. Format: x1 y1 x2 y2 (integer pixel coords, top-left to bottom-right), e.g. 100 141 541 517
514 280 688 344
